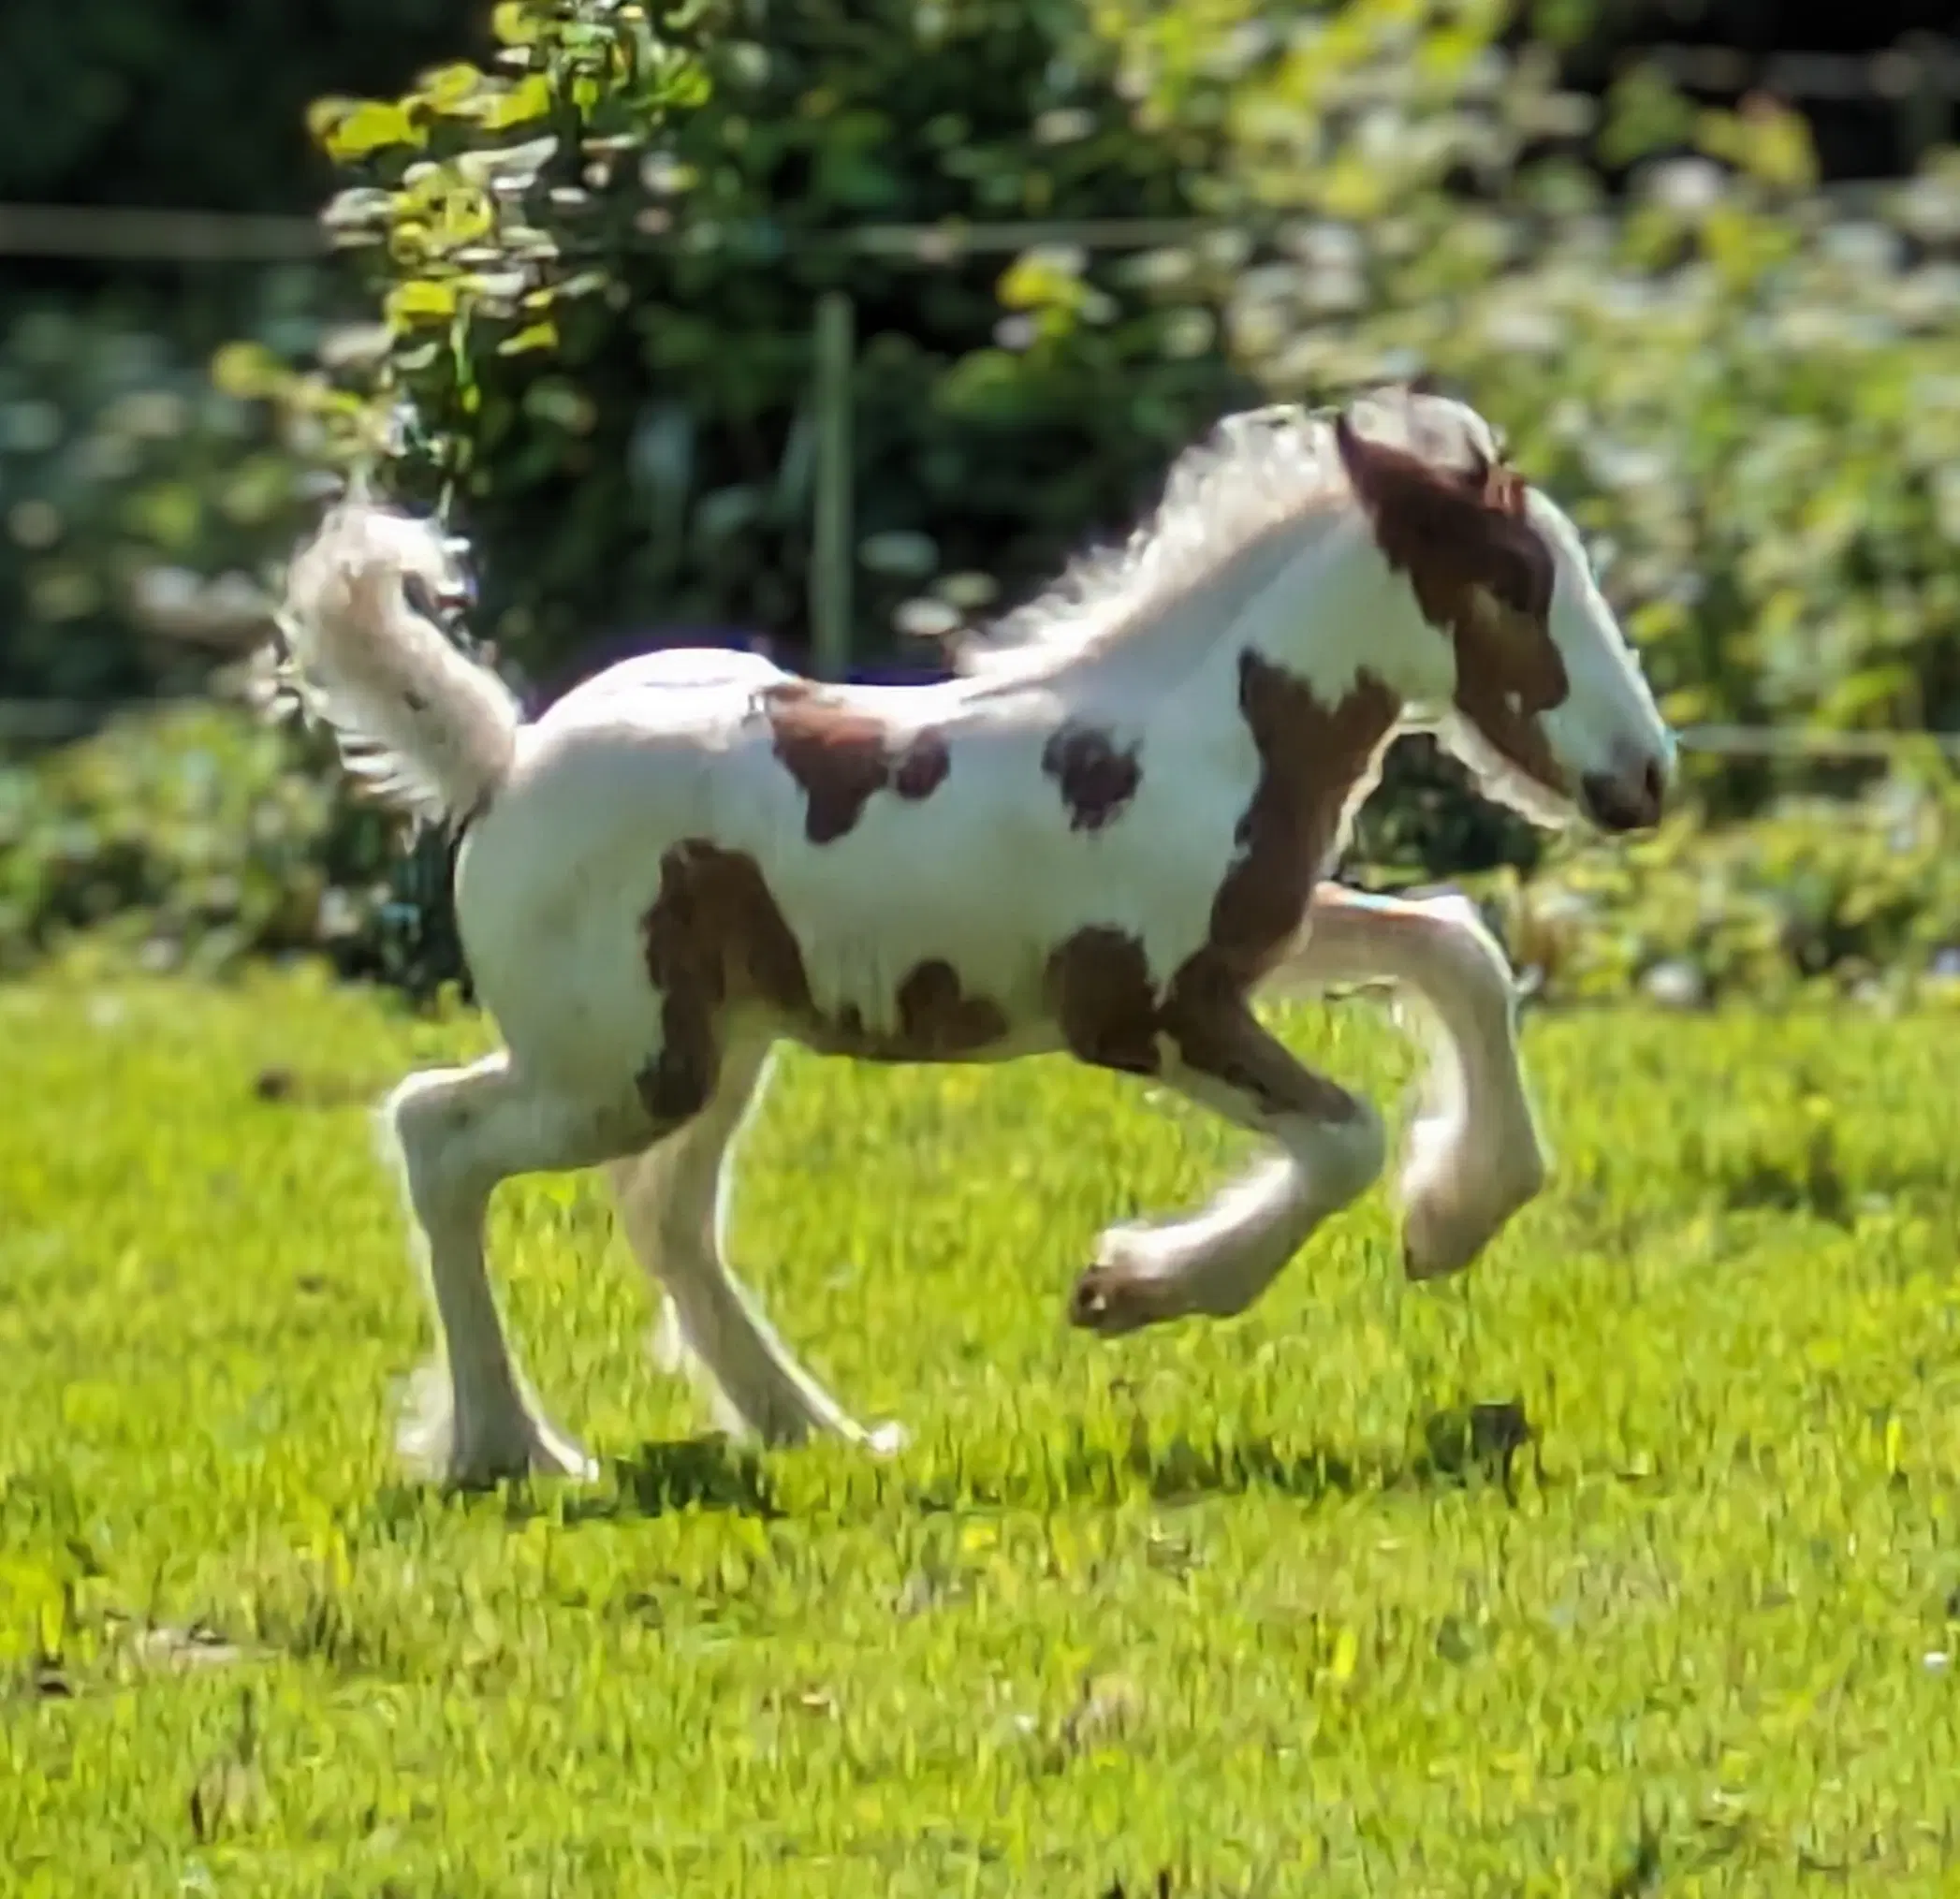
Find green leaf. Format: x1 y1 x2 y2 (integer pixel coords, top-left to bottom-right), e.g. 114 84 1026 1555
320 99 423 163
420 62 490 115
497 321 560 357
490 0 543 46
208 342 282 401
480 73 554 132
385 278 462 328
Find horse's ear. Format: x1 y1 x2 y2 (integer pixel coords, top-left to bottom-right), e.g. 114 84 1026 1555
1387 372 1508 486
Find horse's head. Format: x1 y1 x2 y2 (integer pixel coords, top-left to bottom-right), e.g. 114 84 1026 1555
1332 386 1675 834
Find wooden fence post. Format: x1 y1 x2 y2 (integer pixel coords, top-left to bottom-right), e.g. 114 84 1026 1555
811 291 856 681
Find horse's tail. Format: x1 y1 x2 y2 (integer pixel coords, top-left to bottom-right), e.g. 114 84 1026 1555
273 499 521 828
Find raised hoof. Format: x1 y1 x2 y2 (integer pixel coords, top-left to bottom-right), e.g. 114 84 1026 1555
1067 1262 1163 1337
1401 1191 1515 1282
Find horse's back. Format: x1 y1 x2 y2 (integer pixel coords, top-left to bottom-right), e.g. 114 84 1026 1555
538 644 794 729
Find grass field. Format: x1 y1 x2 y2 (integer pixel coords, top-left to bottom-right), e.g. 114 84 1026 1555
6 962 1960 1894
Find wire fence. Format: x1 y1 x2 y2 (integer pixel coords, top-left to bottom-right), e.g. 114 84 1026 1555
0 182 1936 268
3 31 1958 264
5 691 1957 770
0 203 325 263
1645 37 1960 104
7 34 1958 759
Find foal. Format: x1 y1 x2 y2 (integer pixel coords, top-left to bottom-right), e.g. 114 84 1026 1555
274 385 1675 1485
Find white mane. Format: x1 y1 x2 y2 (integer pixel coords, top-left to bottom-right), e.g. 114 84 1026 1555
954 387 1505 688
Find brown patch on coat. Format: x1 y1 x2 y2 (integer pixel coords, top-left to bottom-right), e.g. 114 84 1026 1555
1046 928 1161 1076
1047 920 1365 1125
888 961 1008 1059
1041 723 1143 832
1165 977 1366 1122
1196 652 1399 991
637 840 1009 1090
637 840 814 1120
761 684 951 843
828 960 1009 1061
1334 406 1571 790
1044 655 1397 1114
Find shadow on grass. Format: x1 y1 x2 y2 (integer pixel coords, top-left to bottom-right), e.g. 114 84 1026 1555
556 1438 782 1525
362 1437 783 1530
449 1397 1539 1530
904 1396 1538 1514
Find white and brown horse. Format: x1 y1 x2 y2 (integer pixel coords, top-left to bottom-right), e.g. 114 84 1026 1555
273 385 1674 1485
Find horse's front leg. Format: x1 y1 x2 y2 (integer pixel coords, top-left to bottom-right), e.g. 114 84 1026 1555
1067 998 1387 1337
1265 883 1547 1279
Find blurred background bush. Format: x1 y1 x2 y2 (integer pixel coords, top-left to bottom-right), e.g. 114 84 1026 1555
6 0 1960 1006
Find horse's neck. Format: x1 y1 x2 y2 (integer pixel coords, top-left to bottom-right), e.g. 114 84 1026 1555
1012 511 1350 721
1143 540 1407 859
1148 513 1405 746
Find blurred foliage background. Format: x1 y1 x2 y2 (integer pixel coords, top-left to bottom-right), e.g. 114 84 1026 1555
7 0 1960 1007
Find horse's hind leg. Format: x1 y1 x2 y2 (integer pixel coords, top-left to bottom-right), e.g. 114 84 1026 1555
607 1041 901 1452
380 1051 660 1487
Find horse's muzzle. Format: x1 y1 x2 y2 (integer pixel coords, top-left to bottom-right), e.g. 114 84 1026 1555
1580 755 1666 833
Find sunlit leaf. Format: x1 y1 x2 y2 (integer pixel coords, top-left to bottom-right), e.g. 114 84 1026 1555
490 0 543 46
479 73 554 132
496 320 561 357
385 278 462 328
320 99 423 163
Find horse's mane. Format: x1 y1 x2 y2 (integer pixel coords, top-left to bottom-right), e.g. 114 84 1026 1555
952 383 1506 688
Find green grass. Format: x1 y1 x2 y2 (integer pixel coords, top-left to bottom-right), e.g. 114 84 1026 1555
6 962 1960 1895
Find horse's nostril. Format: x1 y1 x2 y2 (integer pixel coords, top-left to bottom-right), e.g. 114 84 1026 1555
1643 757 1665 810
1582 767 1662 833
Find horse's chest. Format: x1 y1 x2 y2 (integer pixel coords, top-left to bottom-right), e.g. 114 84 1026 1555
1180 759 1360 986
1193 836 1316 984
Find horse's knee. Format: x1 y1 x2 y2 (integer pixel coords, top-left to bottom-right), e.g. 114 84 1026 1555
1305 1097 1388 1207
1396 893 1512 1003
379 1070 490 1223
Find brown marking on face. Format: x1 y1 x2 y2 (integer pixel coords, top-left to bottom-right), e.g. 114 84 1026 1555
762 684 952 843
1041 723 1143 833
1448 591 1569 785
1046 928 1162 1076
1334 404 1572 791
